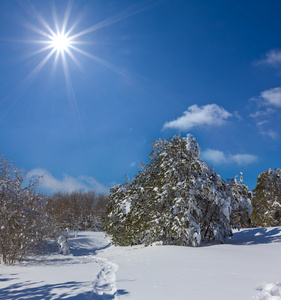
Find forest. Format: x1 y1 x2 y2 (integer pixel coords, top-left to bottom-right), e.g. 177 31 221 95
1 135 280 264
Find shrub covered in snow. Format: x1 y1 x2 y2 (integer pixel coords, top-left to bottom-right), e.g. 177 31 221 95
57 229 70 255
92 262 118 298
105 135 252 247
251 168 281 227
0 154 49 264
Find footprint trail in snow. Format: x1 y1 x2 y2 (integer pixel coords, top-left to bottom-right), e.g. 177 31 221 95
92 258 119 300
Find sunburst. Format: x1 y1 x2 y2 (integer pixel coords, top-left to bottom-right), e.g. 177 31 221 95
50 32 71 53
21 1 152 80
11 1 154 135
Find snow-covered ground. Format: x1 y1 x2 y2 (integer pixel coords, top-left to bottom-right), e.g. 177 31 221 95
1 227 281 300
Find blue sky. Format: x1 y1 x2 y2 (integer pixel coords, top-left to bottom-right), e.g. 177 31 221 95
1 0 281 193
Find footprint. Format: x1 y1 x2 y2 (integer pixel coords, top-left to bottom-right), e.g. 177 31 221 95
92 261 119 299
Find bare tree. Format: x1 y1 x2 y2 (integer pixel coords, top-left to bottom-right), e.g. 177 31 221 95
0 154 47 264
45 191 108 233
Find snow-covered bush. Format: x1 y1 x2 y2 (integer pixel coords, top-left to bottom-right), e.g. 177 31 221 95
104 135 252 247
0 154 48 264
57 229 70 255
92 262 118 297
251 168 281 227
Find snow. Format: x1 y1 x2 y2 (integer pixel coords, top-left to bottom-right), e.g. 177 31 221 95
1 228 281 299
57 230 71 255
257 282 281 300
93 260 118 297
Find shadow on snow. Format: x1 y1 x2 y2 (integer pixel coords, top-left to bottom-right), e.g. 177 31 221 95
0 280 91 300
0 279 129 300
70 241 111 257
92 289 129 300
226 227 281 245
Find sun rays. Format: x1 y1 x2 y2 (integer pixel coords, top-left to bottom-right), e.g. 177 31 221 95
20 1 153 81
7 1 155 139
22 1 82 77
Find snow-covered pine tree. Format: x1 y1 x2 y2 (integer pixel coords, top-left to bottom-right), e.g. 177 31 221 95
104 135 252 247
226 177 252 228
251 168 281 227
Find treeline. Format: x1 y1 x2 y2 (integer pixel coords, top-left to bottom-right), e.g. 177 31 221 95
1 137 281 262
45 191 108 232
0 154 47 264
0 153 108 264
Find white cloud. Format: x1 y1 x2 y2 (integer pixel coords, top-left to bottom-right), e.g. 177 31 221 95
257 120 269 127
256 49 281 67
27 168 110 194
233 111 243 120
201 149 228 164
254 119 279 139
201 149 258 166
129 161 137 168
260 87 281 107
250 108 275 118
260 129 279 139
231 154 258 165
250 89 281 139
253 119 279 140
163 104 232 131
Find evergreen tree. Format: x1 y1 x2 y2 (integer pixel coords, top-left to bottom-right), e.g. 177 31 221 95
105 135 252 247
251 168 281 227
226 177 252 228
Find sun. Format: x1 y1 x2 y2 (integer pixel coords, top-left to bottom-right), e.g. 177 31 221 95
18 1 152 89
11 1 152 144
50 32 71 53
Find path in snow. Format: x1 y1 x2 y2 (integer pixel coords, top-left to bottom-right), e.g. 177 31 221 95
67 232 120 298
67 232 121 299
0 231 121 300
92 258 119 299
256 282 281 300
1 228 281 300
